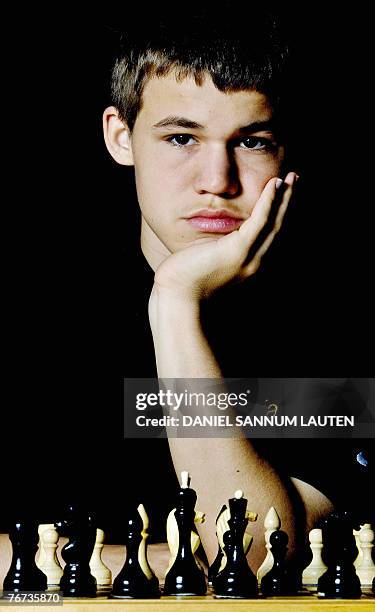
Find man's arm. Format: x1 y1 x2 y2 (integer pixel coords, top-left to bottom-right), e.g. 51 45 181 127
149 287 333 569
148 173 332 569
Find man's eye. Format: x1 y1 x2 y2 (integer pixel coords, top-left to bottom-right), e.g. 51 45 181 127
239 137 275 151
167 134 196 147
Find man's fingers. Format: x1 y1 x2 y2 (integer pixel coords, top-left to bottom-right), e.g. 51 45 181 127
217 171 297 274
241 172 296 276
239 172 296 243
238 176 282 244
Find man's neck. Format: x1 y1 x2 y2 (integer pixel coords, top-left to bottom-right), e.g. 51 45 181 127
140 218 171 272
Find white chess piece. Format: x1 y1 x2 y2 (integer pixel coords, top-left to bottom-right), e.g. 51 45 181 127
355 524 375 587
256 506 280 584
302 528 327 589
136 504 159 580
89 528 112 587
354 526 363 568
181 470 190 488
36 524 63 586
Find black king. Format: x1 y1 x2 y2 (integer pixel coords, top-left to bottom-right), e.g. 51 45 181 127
163 471 207 596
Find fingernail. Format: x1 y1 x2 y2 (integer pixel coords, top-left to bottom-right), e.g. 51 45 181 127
276 178 283 190
295 174 300 182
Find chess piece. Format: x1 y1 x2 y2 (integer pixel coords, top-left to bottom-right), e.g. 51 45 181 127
163 471 207 596
110 504 160 598
260 529 299 596
302 528 327 589
36 524 63 586
353 526 363 568
213 490 258 598
55 504 97 597
3 520 47 593
257 506 281 584
90 529 112 588
317 510 361 599
355 524 375 587
209 496 257 587
208 505 226 586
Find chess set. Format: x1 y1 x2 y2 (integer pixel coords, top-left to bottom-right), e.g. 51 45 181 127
0 471 374 610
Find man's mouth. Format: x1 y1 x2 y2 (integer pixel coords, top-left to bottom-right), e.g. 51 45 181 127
185 209 245 233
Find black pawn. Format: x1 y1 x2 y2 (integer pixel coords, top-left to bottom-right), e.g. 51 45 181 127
55 505 97 597
213 496 257 598
317 511 361 599
260 530 299 596
163 481 206 596
110 507 160 598
372 575 375 595
208 505 226 586
3 521 47 593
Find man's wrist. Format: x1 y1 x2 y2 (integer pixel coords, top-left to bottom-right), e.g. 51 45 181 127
148 284 200 328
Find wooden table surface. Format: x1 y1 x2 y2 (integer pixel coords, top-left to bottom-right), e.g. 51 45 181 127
0 596 374 611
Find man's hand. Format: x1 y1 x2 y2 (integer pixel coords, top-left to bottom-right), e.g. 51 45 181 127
151 172 297 303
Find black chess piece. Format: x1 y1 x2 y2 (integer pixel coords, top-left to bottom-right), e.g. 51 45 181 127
208 505 226 586
110 504 160 598
372 575 375 595
213 493 257 598
260 529 299 596
317 510 361 599
163 473 207 596
55 504 97 597
3 520 47 594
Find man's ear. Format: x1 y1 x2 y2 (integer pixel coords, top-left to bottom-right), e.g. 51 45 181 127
103 106 134 166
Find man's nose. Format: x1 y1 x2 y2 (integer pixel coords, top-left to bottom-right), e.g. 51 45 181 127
193 147 239 197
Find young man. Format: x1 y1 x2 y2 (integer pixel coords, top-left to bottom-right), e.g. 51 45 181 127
102 7 333 569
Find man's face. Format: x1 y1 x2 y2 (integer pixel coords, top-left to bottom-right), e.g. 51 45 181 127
130 73 285 258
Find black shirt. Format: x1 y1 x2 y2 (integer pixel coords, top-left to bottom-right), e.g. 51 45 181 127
3 244 373 540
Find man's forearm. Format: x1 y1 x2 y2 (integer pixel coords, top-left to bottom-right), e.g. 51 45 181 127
149 287 306 570
149 288 222 378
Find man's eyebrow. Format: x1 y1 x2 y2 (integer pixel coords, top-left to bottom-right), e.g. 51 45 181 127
151 116 277 133
237 119 276 133
152 116 205 130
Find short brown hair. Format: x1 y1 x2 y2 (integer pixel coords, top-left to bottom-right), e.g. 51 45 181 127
110 4 290 132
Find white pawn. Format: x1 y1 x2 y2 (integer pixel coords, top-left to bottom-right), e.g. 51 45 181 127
90 528 112 587
256 506 280 584
302 528 327 590
355 524 375 587
36 524 63 586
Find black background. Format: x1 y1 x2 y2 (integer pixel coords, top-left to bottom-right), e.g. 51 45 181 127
1 3 374 540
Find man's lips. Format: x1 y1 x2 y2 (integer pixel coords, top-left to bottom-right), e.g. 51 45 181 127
184 209 246 233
